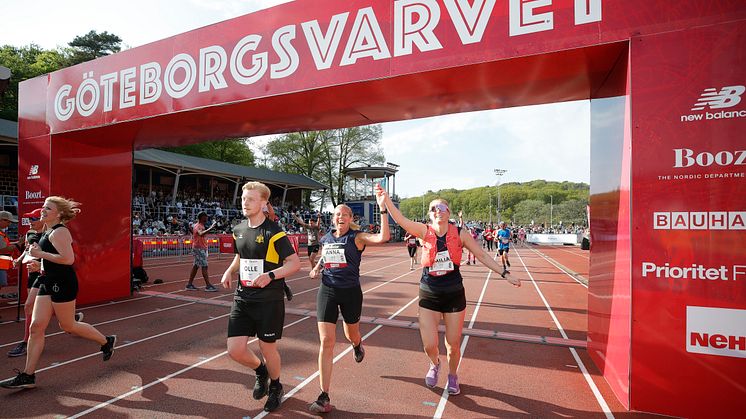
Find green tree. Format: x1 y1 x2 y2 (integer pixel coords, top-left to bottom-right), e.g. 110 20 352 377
67 30 122 64
263 125 385 208
165 138 256 166
0 44 68 120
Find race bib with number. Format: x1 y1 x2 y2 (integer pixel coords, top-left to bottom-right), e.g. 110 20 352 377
501 237 510 244
239 258 264 287
408 239 416 245
322 243 348 269
430 250 454 276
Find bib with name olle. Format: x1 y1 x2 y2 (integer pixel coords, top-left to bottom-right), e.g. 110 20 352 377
240 258 264 287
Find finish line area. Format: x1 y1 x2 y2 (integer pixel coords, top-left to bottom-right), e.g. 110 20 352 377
0 244 651 418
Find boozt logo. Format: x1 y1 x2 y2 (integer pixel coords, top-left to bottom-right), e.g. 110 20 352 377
673 148 746 168
681 85 746 122
653 211 746 230
640 262 746 281
25 191 43 200
687 306 746 359
27 164 40 180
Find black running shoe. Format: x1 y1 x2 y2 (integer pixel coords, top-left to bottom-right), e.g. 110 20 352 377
7 342 27 358
253 369 270 400
0 369 35 389
309 391 333 413
506 261 511 267
284 284 293 301
101 335 116 361
353 342 365 363
263 383 284 412
75 312 84 322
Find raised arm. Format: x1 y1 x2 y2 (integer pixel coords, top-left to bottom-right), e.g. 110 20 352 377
292 212 310 228
356 186 390 247
376 184 427 238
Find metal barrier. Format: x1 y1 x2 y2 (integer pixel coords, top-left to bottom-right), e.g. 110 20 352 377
137 235 224 261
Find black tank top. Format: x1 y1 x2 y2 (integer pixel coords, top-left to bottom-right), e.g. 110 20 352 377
39 224 77 280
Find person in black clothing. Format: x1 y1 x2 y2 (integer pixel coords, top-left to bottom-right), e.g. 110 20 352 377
220 182 300 413
0 197 116 390
307 190 389 414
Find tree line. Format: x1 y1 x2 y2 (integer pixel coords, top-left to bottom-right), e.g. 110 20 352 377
398 180 589 227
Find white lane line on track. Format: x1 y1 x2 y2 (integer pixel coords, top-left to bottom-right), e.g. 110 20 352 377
525 247 588 288
68 315 311 419
73 265 419 419
433 256 498 419
1 250 405 345
254 290 421 419
514 250 613 419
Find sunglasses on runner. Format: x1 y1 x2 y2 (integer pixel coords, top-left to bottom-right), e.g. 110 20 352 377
29 217 40 222
430 203 449 213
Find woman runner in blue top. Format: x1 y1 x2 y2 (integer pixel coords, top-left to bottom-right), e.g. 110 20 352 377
378 185 520 396
307 189 389 413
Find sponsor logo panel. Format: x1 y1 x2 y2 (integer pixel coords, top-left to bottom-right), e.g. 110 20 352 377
687 306 746 359
653 211 745 230
640 262 746 282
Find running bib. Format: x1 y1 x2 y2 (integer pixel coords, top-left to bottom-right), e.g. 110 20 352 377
408 239 416 246
322 243 347 268
239 258 263 287
431 250 454 276
501 237 510 244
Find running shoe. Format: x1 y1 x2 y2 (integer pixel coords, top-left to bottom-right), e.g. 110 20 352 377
309 391 333 413
204 285 218 292
0 369 35 389
7 342 27 358
447 374 460 395
352 342 365 363
263 383 284 412
101 335 117 361
253 368 270 400
75 312 84 322
425 361 440 388
185 284 198 291
284 284 293 301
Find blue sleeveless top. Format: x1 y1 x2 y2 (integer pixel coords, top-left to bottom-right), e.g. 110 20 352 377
320 229 364 288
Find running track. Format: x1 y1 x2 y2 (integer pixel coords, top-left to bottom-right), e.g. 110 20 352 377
0 244 658 418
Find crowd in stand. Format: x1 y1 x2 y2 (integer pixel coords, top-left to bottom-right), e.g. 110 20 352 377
132 187 333 237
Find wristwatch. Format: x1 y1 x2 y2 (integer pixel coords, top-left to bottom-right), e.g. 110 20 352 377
268 271 276 280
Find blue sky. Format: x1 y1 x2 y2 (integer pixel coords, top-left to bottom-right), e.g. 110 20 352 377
3 0 590 198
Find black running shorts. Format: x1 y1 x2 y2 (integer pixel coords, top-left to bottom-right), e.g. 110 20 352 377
407 246 417 257
498 248 510 255
307 244 320 257
228 299 285 342
37 274 78 303
316 283 363 324
418 287 466 313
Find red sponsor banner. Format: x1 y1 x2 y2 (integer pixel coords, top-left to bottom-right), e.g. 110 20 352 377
40 1 745 134
219 235 235 254
629 21 746 417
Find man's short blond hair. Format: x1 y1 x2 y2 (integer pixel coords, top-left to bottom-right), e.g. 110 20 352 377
242 181 271 200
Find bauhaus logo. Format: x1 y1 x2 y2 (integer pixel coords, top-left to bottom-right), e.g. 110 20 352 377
653 211 745 230
687 306 746 359
641 262 746 281
681 85 746 122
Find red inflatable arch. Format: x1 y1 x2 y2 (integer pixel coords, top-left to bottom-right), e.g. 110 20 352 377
17 1 745 416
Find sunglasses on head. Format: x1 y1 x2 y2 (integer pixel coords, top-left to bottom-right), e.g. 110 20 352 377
430 203 449 213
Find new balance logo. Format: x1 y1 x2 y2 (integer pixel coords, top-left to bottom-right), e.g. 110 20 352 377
29 165 39 176
653 211 745 230
691 85 744 111
681 85 746 122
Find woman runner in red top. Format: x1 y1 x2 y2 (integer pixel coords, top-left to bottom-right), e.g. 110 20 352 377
378 186 520 395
